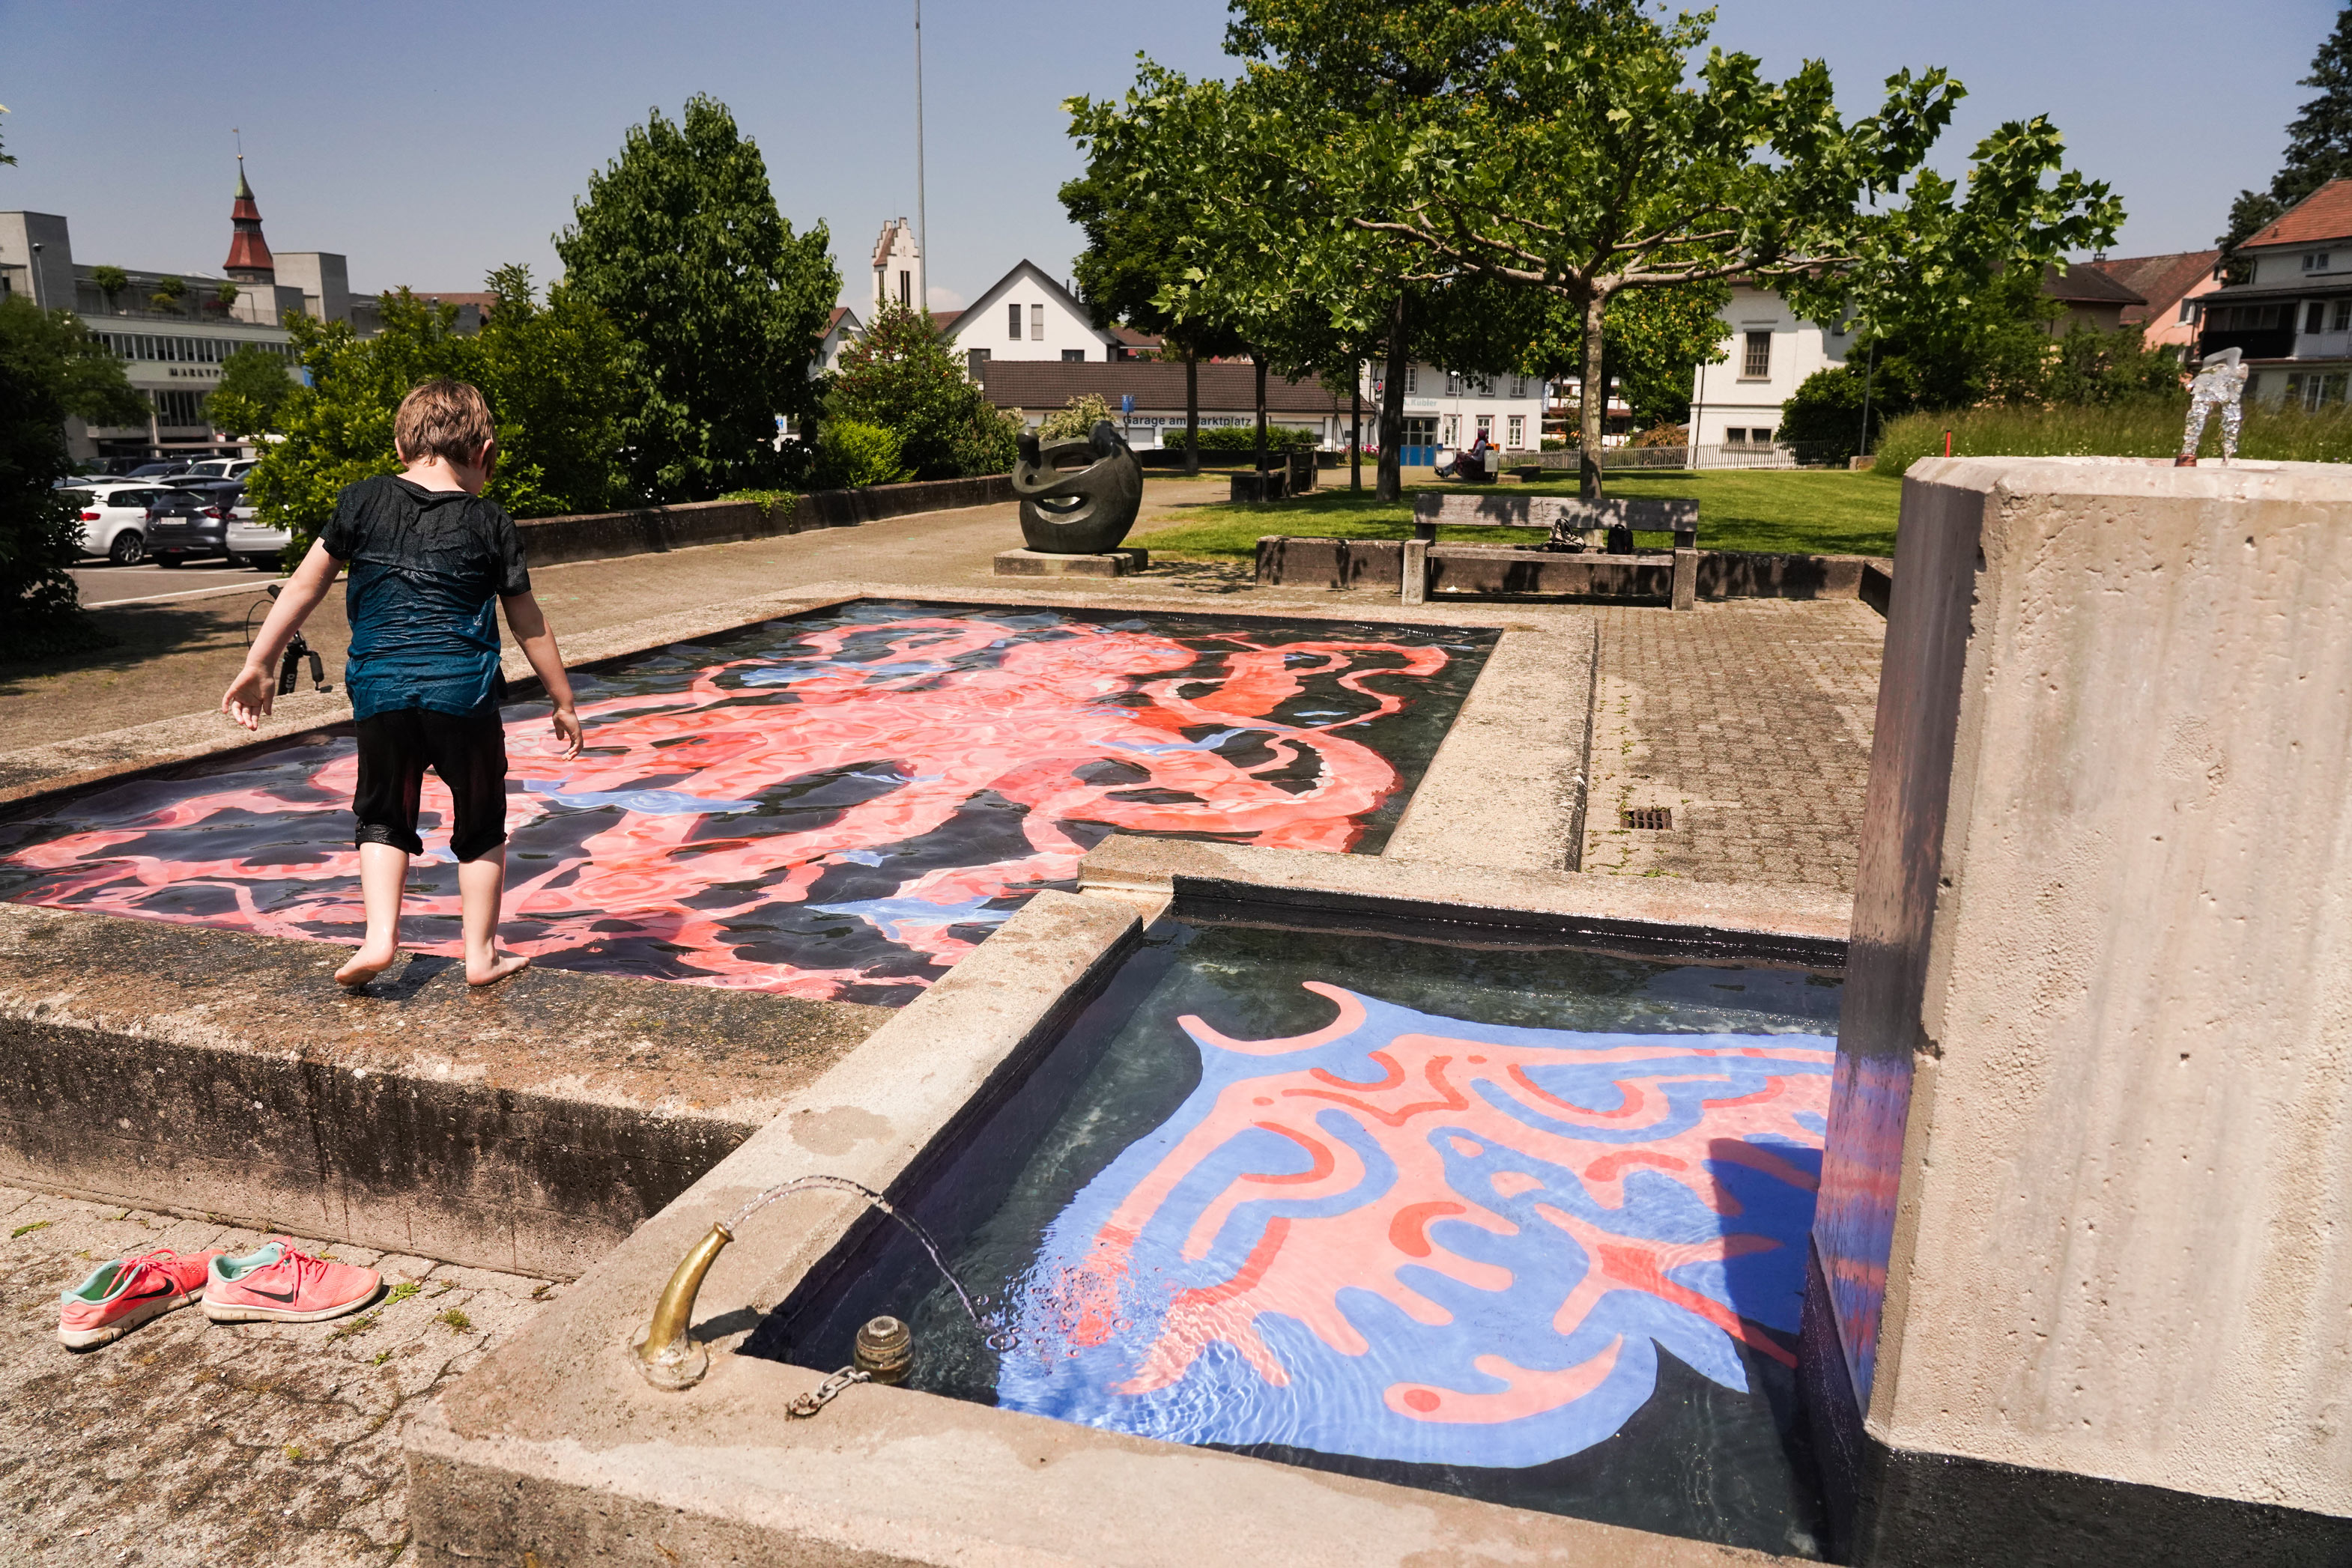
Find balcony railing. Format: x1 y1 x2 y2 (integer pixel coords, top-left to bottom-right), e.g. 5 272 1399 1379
2294 329 2352 360
2197 326 2296 360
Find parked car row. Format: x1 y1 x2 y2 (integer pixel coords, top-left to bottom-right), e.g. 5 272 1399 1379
60 478 291 568
71 455 260 481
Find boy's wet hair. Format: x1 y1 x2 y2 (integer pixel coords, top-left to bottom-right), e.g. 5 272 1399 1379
394 379 496 465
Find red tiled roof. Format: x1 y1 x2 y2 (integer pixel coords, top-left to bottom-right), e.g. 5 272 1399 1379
2243 180 2352 248
2042 261 2144 307
2086 251 2221 324
931 309 963 332
977 359 1339 414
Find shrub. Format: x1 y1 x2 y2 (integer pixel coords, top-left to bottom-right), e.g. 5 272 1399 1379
1037 393 1115 442
1777 365 1879 464
827 303 1018 479
1163 423 1318 452
1873 399 2352 475
813 419 912 488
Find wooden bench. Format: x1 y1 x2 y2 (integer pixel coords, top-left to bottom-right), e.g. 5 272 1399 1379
1404 493 1700 610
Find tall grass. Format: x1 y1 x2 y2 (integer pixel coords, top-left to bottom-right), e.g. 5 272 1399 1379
1876 399 2352 475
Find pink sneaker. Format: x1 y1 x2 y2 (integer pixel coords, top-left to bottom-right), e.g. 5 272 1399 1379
58 1248 219 1349
202 1239 382 1324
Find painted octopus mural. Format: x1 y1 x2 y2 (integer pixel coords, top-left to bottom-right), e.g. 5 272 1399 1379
0 607 1487 1006
998 982 1834 1467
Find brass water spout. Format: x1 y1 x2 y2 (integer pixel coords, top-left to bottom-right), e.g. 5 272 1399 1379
634 1220 733 1390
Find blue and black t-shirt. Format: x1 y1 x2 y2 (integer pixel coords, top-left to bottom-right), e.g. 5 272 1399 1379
319 475 531 722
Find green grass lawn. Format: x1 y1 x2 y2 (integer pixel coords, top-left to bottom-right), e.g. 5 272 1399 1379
1133 470 1903 559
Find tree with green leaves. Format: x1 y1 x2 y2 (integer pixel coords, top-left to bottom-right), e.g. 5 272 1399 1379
91 266 128 312
555 96 837 502
824 302 1019 480
1061 103 1251 478
150 275 187 314
0 296 145 657
203 344 298 437
2222 7 2352 267
1234 0 2119 496
244 274 628 555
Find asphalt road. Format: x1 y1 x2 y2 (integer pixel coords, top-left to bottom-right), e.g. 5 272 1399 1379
70 555 277 606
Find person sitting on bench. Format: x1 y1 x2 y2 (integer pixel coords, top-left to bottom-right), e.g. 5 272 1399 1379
1437 431 1491 479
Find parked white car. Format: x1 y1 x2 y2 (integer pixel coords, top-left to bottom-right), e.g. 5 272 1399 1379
224 490 292 570
185 457 260 481
63 482 177 565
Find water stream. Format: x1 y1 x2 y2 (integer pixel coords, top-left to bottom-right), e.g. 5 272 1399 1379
730 1173 998 1343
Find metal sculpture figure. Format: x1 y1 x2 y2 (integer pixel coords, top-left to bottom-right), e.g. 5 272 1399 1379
2177 347 2249 466
1013 420 1144 554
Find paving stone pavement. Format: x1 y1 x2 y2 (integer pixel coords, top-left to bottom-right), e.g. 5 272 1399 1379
0 1185 557 1566
1580 597 1885 893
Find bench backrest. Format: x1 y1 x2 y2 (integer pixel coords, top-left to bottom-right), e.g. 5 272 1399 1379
1410 493 1697 546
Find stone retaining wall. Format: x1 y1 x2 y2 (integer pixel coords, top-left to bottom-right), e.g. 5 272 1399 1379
515 474 1014 568
0 904 885 1277
1255 534 1893 609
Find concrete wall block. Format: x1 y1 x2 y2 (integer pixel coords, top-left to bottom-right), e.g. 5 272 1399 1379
1819 458 2352 1539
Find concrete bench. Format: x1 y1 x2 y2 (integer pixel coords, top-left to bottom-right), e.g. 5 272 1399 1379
1403 493 1700 610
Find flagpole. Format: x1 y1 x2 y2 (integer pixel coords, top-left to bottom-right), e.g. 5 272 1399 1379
914 0 928 312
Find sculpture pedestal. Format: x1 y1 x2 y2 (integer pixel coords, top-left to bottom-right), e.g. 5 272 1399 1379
992 547 1149 579
1813 457 2352 1564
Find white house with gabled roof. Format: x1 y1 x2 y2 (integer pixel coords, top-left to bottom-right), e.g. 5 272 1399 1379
938 260 1127 373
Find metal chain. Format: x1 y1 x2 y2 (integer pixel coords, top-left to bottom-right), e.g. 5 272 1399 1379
786 1366 870 1419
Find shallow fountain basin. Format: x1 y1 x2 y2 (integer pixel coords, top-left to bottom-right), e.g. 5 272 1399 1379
404 839 1849 1567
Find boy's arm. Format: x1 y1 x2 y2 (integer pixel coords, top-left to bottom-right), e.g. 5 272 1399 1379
221 541 342 730
501 589 584 760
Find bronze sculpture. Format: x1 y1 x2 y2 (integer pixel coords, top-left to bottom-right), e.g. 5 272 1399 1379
1013 421 1144 555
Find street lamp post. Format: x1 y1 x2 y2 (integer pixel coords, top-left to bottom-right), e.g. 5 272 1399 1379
914 0 927 312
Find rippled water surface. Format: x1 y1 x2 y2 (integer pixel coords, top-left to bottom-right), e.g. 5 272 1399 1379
0 603 1492 1004
752 920 1840 1557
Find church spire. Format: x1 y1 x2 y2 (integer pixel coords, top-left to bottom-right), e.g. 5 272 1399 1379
224 154 276 284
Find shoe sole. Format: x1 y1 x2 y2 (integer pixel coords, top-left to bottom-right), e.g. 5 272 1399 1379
58 1289 198 1349
201 1281 384 1324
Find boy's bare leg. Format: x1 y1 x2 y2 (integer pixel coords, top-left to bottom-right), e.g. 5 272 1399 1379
458 848 528 987
336 842 408 986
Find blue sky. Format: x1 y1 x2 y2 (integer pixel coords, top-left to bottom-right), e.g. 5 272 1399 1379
0 0 2333 309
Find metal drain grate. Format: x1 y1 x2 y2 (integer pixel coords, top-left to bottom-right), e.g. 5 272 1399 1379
1622 806 1673 830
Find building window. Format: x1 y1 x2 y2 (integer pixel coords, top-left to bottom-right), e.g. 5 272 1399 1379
898 269 911 306
1442 416 1458 445
1405 366 1418 394
149 389 207 426
2307 300 2328 333
1724 428 1748 446
1030 303 1044 341
2336 300 2352 332
2179 298 2199 323
967 348 990 377
1061 348 1085 362
1756 425 1776 445
2304 252 2332 272
1509 377 1526 399
1445 371 1462 396
1742 330 1772 379
1007 303 1022 340
1507 414 1526 447
1475 413 1493 440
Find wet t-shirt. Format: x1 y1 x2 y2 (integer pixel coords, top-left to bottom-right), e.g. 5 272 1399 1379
318 475 531 722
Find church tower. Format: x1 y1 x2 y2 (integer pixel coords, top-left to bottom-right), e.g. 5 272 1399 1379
223 156 276 285
871 217 924 314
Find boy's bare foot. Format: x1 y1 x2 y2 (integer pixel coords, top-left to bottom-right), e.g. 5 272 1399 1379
334 943 400 988
467 951 530 988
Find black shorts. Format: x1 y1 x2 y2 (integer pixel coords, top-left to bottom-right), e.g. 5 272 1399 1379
352 705 510 862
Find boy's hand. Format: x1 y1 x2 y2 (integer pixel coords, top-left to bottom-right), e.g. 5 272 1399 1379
222 666 276 730
551 705 584 759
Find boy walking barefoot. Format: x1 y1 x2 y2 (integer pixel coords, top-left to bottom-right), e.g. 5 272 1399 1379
223 380 583 988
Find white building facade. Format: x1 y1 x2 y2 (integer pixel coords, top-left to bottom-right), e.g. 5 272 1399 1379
1685 285 1852 462
1362 362 1549 464
940 260 1127 370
